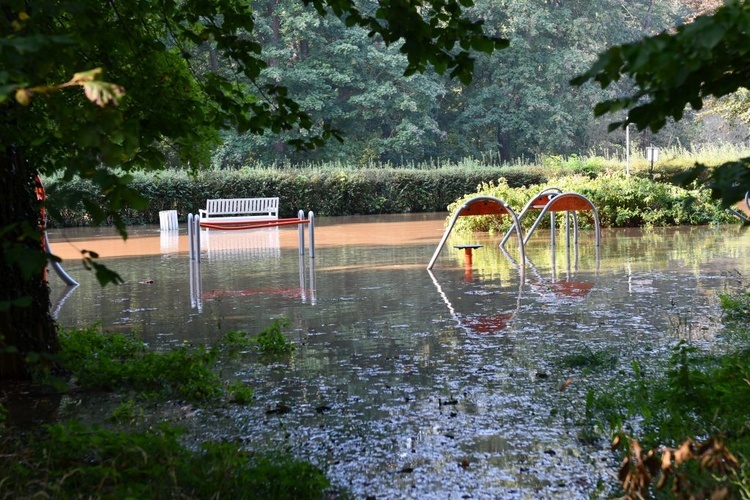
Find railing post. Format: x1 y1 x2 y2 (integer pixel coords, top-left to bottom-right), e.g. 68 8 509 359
298 210 305 256
308 211 315 259
187 213 194 261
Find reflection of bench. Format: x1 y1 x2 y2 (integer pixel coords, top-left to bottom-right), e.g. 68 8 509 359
198 198 279 224
201 228 281 259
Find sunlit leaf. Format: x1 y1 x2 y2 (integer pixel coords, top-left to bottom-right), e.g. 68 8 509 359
15 88 31 106
82 81 125 107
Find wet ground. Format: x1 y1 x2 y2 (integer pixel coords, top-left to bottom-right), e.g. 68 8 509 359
47 215 750 498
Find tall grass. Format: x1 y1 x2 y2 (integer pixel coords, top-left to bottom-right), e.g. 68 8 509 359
204 143 750 173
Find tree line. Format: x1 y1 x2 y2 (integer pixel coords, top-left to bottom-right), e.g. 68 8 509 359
210 0 747 168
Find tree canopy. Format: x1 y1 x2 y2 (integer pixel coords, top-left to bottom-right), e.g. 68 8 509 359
0 0 505 379
218 0 696 165
572 0 750 206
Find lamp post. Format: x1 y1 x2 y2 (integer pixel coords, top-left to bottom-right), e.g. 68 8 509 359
646 145 659 179
625 124 631 177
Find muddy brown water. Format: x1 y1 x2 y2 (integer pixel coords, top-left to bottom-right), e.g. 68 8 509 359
47 214 750 498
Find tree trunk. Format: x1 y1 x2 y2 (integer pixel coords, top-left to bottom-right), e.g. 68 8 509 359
496 126 512 163
0 145 59 380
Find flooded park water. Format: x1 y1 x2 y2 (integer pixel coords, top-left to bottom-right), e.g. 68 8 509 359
47 214 750 498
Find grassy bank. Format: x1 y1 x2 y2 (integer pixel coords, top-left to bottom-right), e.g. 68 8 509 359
0 322 331 499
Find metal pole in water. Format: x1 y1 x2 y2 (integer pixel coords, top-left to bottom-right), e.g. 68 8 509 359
187 213 194 261
194 214 201 263
298 210 305 256
550 212 555 252
308 211 315 259
298 254 306 303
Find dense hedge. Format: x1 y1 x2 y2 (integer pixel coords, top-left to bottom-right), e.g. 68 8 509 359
43 163 734 228
44 167 547 227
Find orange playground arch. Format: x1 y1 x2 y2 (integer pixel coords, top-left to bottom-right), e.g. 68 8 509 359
427 196 525 274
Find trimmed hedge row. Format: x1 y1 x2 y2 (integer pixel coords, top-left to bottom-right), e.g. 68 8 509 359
43 164 724 228
44 167 546 227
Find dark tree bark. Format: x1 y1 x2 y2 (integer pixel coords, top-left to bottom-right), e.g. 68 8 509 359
496 127 513 163
0 144 59 381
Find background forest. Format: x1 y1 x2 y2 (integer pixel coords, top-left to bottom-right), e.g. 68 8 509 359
200 0 750 169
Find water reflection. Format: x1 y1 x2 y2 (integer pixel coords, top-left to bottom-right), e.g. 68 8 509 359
47 216 750 498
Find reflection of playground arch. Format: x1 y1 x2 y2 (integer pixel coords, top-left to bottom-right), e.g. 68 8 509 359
428 270 522 335
525 252 596 301
427 196 525 276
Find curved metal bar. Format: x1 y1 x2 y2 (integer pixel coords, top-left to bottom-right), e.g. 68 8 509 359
727 208 748 222
427 196 525 276
523 192 601 248
44 235 78 286
35 176 79 286
500 187 562 248
728 191 750 222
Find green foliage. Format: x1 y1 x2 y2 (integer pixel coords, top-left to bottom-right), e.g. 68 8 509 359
447 173 735 233
559 346 618 373
106 399 145 425
227 382 255 405
0 421 329 498
0 320 328 497
580 298 750 496
720 292 750 320
572 1 750 134
58 326 224 402
573 0 750 207
221 330 256 351
299 0 508 86
254 318 296 353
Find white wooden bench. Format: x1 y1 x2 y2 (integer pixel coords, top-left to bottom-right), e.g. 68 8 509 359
198 197 279 223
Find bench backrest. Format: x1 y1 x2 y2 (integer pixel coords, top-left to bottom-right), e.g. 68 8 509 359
205 198 279 216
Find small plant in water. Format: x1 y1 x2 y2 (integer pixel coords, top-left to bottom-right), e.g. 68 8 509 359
254 318 295 353
719 291 750 321
228 381 254 404
220 329 254 352
559 346 618 373
58 325 224 402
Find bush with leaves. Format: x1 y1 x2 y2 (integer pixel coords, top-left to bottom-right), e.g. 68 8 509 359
447 173 735 233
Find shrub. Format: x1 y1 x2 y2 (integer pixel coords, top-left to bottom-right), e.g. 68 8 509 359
447 173 735 233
